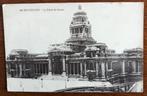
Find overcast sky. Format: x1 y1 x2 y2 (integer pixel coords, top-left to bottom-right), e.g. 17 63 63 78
3 2 144 56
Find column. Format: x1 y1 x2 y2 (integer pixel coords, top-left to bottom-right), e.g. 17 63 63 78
137 61 140 73
84 62 87 76
77 63 79 75
105 62 108 77
38 64 40 74
93 62 95 70
70 63 72 75
101 62 106 79
106 62 108 71
71 63 73 75
21 64 24 76
43 64 44 74
68 63 69 75
15 64 17 77
36 64 38 74
121 60 126 83
75 63 76 75
16 64 18 77
40 64 42 74
69 63 71 75
105 62 108 78
62 56 66 76
73 63 75 75
80 63 83 77
96 62 98 77
133 61 136 73
19 64 22 77
122 60 125 74
42 64 44 74
23 64 26 76
78 27 80 33
44 64 46 74
34 64 36 74
43 64 45 74
48 58 52 76
46 64 48 74
91 52 93 57
66 63 68 76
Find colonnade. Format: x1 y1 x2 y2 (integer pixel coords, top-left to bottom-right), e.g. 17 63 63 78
7 58 142 78
34 63 48 75
47 58 142 79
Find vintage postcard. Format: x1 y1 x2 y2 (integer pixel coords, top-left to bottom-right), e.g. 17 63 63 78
3 2 144 92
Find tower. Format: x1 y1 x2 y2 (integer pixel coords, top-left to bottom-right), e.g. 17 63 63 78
66 5 96 52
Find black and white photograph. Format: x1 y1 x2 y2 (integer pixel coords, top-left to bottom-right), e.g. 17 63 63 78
3 2 144 92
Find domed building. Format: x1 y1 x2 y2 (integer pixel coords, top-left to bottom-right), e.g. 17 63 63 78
6 5 143 84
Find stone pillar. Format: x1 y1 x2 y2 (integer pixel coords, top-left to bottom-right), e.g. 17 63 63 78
105 62 108 78
84 62 87 76
78 27 80 33
16 64 18 77
34 64 36 74
122 60 125 74
48 58 52 76
45 64 47 74
73 63 75 75
71 63 73 75
91 52 93 57
42 64 44 74
39 64 40 74
23 64 26 76
66 63 68 76
40 64 42 74
19 64 22 77
15 64 17 77
77 63 79 75
69 63 71 75
96 62 99 77
75 63 77 75
133 61 136 73
137 61 140 73
36 64 38 74
62 56 66 76
101 62 106 79
80 63 83 77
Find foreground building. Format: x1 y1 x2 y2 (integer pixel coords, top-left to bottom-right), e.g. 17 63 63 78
6 6 143 84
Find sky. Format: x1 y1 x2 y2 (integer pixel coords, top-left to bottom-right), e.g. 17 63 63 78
3 2 144 56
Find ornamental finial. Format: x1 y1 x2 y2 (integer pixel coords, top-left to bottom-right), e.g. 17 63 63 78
78 5 82 10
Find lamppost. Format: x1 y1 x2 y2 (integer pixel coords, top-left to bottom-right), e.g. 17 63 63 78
41 78 43 88
20 79 24 91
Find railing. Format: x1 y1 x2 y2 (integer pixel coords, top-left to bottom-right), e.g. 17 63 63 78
68 56 143 61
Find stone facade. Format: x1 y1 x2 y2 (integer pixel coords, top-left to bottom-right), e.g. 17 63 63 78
6 6 143 83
